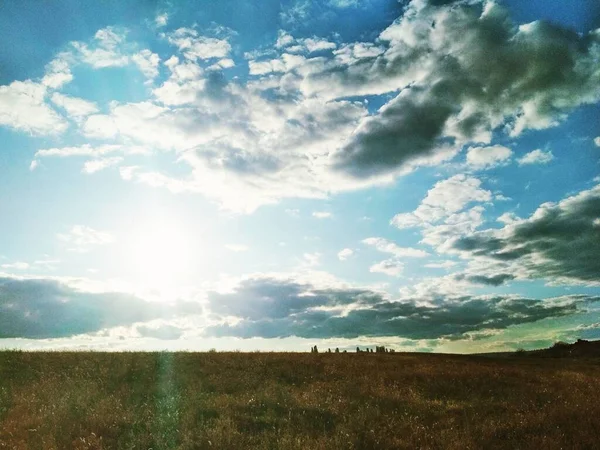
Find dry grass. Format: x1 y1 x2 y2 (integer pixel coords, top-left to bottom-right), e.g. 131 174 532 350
1 351 599 449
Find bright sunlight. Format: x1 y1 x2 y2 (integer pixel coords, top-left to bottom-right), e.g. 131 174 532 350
122 216 194 290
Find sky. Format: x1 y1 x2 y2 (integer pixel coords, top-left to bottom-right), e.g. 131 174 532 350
0 0 599 353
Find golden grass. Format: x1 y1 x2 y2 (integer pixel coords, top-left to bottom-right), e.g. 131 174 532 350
1 351 599 449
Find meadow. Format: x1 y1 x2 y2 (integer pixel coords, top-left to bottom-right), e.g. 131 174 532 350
1 350 599 449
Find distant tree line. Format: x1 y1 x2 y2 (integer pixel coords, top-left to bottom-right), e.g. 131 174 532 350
310 345 395 353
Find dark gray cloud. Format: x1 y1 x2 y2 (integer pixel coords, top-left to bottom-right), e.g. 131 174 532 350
452 184 600 284
0 277 202 338
207 277 383 320
333 86 457 177
205 276 593 339
322 1 600 176
456 273 515 286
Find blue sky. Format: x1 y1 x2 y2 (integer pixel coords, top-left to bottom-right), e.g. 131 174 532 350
0 0 599 352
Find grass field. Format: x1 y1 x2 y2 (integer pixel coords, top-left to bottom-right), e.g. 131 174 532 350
1 351 599 449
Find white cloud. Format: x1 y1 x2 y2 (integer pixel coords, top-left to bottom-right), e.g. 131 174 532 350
119 166 139 181
312 211 332 219
517 149 554 166
337 248 354 261
41 54 73 89
132 49 160 80
424 261 457 269
362 237 428 258
301 38 336 53
33 258 61 270
155 13 169 27
387 175 494 254
466 145 512 170
275 31 295 48
119 170 190 196
302 252 321 267
152 78 206 105
0 81 67 134
248 59 286 75
398 274 474 300
391 175 491 228
81 102 171 141
594 137 600 147
419 206 486 251
276 36 337 54
163 56 203 81
209 58 235 70
225 244 249 252
328 0 359 7
35 144 122 158
78 91 371 212
247 52 307 75
167 28 231 60
42 50 380 211
72 27 129 68
95 27 125 48
50 92 99 119
333 42 384 65
497 212 520 224
369 259 403 277
280 0 311 25
57 225 114 252
29 160 39 171
82 157 123 174
24 1 599 213
1 262 30 270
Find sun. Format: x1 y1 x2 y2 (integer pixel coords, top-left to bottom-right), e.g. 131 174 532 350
122 216 193 290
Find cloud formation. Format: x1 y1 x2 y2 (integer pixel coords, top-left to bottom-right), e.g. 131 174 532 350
57 225 114 253
452 184 600 285
82 157 123 174
0 277 201 339
369 259 404 277
10 0 597 211
517 149 554 165
363 237 429 257
466 145 512 170
167 28 231 60
72 27 130 68
391 174 491 228
50 93 99 119
0 81 67 134
337 248 354 261
322 1 600 176
205 275 594 340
